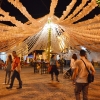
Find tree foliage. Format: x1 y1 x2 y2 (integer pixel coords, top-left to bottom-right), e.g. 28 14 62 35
96 0 100 7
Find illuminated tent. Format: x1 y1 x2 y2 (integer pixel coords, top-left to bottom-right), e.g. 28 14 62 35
0 0 100 55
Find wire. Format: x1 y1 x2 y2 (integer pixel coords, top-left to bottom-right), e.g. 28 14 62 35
40 0 49 12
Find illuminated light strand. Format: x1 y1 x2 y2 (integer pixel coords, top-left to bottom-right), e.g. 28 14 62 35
70 0 98 24
0 0 100 53
74 15 100 26
49 0 58 17
65 0 88 20
59 0 77 21
0 9 24 27
61 0 98 24
8 0 39 26
69 33 100 52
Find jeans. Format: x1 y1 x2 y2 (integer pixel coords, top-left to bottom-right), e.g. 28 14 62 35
75 83 89 100
50 65 59 81
5 71 11 84
10 70 22 88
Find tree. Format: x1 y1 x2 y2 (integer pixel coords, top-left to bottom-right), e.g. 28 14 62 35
96 0 100 7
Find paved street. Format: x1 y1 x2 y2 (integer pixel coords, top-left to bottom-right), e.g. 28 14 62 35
0 67 100 100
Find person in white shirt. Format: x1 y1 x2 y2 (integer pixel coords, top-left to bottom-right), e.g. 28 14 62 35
70 54 77 70
70 54 77 76
72 50 95 100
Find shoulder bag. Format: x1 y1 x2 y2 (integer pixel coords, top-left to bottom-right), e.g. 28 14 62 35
81 59 94 83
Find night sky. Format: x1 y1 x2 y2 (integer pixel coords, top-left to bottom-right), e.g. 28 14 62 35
0 0 100 25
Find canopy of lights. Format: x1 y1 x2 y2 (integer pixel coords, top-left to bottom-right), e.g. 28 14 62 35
0 0 100 55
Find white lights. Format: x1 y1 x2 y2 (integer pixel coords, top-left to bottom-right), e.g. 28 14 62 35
81 46 86 51
0 0 100 53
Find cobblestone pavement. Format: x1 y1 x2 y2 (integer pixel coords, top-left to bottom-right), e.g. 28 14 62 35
0 67 100 100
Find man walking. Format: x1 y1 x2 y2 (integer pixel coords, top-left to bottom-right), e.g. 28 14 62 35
6 51 22 89
72 50 95 100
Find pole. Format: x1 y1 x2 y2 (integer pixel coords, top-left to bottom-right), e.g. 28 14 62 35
48 28 51 61
47 19 51 61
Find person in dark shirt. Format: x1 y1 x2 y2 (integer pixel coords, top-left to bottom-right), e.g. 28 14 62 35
50 55 59 82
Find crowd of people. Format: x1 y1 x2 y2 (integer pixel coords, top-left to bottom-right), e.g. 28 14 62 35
0 51 22 89
0 49 96 100
49 49 95 100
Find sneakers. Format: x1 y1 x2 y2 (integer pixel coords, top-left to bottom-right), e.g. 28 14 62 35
16 86 22 89
6 86 22 89
56 80 59 82
6 87 12 89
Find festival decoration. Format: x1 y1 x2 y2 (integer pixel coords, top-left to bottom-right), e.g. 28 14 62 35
0 0 100 55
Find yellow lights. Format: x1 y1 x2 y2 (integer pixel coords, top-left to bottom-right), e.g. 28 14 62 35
57 36 66 51
45 48 52 52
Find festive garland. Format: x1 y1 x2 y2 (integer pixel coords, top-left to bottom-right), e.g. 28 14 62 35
0 0 100 53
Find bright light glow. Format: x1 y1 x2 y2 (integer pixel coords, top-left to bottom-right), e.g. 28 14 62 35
43 22 56 31
0 52 6 55
81 46 86 51
57 36 66 51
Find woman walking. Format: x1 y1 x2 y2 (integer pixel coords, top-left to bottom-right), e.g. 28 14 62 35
5 54 12 84
70 54 77 76
50 55 59 82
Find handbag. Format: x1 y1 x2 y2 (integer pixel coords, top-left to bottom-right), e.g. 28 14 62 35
81 59 94 83
48 65 52 73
